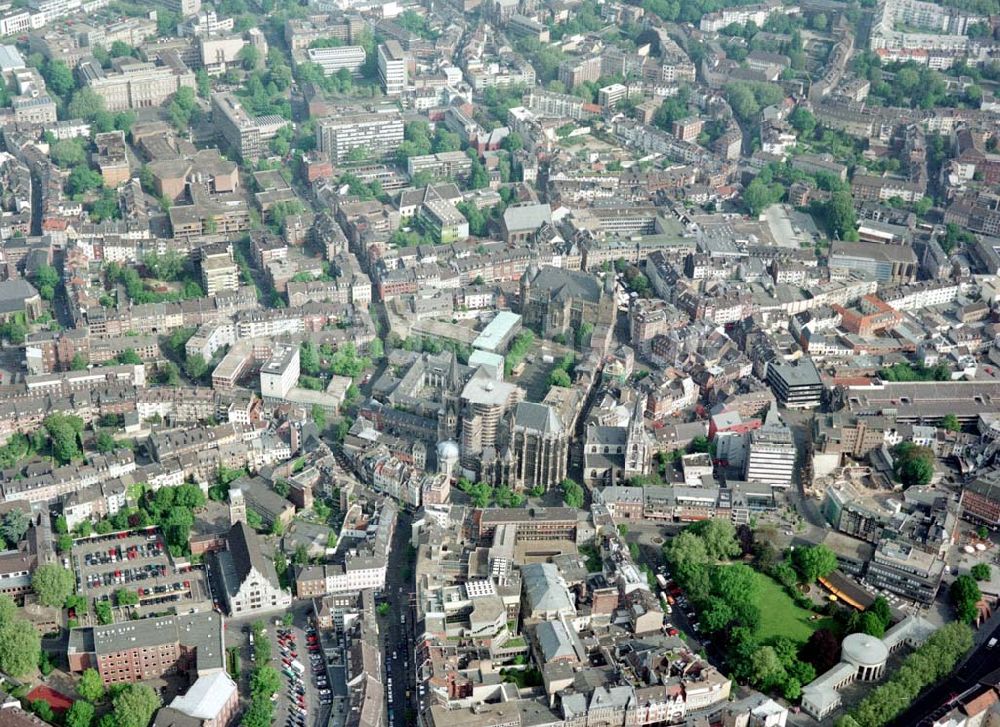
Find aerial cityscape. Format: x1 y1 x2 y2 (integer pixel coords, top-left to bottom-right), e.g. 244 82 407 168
0 0 996 725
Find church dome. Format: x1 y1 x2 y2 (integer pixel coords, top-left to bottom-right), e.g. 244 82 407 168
437 440 460 462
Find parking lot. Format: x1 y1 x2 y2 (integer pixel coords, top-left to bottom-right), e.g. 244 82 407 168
73 529 212 619
270 619 334 727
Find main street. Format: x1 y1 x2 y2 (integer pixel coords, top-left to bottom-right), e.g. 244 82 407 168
891 611 1000 726
380 509 417 727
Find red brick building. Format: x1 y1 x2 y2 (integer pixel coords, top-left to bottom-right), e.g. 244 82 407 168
961 476 1000 529
67 612 223 685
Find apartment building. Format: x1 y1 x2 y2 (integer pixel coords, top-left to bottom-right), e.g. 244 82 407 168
316 112 404 163
406 151 472 181
12 95 57 124
296 556 388 597
199 243 239 296
93 131 130 188
168 184 250 238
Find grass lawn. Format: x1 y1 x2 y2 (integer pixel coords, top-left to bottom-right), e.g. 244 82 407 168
753 572 832 644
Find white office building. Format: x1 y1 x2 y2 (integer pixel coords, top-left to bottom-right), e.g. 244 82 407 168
305 45 366 76
259 344 300 400
743 408 796 487
377 40 407 96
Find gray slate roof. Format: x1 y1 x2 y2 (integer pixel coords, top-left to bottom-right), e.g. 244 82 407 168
514 401 563 435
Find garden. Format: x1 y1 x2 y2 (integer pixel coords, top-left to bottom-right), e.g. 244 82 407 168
663 520 893 701
753 569 833 644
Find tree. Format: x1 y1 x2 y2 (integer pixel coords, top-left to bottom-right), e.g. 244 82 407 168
195 69 211 98
744 177 776 217
78 668 106 703
300 341 320 375
792 544 838 582
665 530 709 576
0 509 30 548
893 442 936 488
710 564 760 605
0 619 40 677
58 534 74 553
971 563 992 581
32 264 60 301
501 132 523 152
184 353 209 381
789 106 816 137
548 368 571 388
0 596 15 627
32 562 75 607
950 575 982 623
96 431 117 454
44 60 75 97
68 89 107 122
312 404 327 430
688 435 711 453
561 478 584 508
30 701 54 723
700 597 736 632
158 362 181 387
869 596 892 629
861 611 887 637
240 697 273 727
802 628 841 674
246 508 263 530
689 519 740 561
51 139 87 168
941 414 960 432
825 190 858 239
432 128 461 153
749 646 787 692
67 167 104 197
115 588 138 606
71 353 88 371
468 157 489 189
238 44 260 70
112 684 161 727
848 621 971 727
250 665 281 698
457 201 488 236
65 700 95 727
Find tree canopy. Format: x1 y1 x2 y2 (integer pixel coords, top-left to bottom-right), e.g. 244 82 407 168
0 594 40 676
32 562 76 607
893 442 936 488
791 544 838 583
112 684 161 727
561 478 584 508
